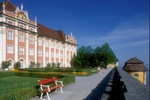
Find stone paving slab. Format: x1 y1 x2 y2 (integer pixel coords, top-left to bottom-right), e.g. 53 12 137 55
31 68 112 100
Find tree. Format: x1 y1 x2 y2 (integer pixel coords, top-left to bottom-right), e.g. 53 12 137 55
1 61 11 70
71 43 117 68
46 62 52 68
14 62 21 69
100 43 117 68
71 55 82 67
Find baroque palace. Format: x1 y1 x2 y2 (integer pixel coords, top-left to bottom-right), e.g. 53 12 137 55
0 1 77 69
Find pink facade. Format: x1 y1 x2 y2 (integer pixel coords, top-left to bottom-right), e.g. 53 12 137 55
0 1 77 69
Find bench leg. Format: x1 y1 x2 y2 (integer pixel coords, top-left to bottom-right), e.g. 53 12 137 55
60 87 63 93
46 92 50 100
55 88 58 92
40 93 43 99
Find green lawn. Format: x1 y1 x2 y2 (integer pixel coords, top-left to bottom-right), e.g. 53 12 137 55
0 76 44 94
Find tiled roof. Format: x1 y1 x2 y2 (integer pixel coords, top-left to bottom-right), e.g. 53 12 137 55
123 57 147 71
0 1 68 43
125 57 143 64
0 1 16 12
37 23 66 41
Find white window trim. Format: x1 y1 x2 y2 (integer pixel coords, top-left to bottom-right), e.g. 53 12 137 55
19 24 24 28
7 20 14 25
19 47 24 55
7 45 13 54
29 49 34 55
29 36 34 44
38 39 42 46
7 30 13 40
38 50 42 56
19 33 24 42
45 41 49 47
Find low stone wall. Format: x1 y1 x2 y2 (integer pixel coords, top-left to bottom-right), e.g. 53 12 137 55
117 68 149 100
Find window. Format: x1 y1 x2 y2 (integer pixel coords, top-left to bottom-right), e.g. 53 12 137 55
8 21 13 25
51 43 54 48
29 28 33 31
19 33 24 42
20 24 24 28
38 50 42 56
45 51 49 57
29 49 34 55
8 30 13 40
29 36 34 44
60 45 62 50
51 52 54 57
45 41 49 47
60 53 63 58
38 39 42 46
56 44 58 49
133 74 139 78
19 47 24 54
7 45 13 54
56 53 58 58
19 59 24 68
8 60 13 68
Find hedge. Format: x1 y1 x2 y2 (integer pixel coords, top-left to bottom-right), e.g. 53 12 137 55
0 71 15 78
18 67 83 72
0 71 75 100
14 72 75 85
15 72 64 78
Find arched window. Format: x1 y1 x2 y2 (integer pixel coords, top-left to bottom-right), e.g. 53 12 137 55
8 60 13 69
19 59 24 68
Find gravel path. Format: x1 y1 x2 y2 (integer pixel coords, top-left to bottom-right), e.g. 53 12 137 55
31 68 112 100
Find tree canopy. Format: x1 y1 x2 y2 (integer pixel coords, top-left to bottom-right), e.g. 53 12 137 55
71 43 118 68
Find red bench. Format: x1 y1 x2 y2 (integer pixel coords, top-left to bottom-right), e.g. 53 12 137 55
38 77 63 100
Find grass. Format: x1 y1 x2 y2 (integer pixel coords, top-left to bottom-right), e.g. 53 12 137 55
0 76 44 94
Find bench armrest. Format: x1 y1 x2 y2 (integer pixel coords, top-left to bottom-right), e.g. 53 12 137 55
56 81 64 86
40 85 50 92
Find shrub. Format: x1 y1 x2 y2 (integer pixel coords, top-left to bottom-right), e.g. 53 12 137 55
14 62 21 69
46 62 52 68
56 62 61 68
36 62 41 68
29 61 36 68
51 62 56 67
1 61 11 70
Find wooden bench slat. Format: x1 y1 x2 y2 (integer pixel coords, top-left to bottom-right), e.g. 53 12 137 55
39 77 58 84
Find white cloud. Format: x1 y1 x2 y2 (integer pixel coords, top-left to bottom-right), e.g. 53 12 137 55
78 17 149 49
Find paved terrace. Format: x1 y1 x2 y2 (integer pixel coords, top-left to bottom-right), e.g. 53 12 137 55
31 68 112 100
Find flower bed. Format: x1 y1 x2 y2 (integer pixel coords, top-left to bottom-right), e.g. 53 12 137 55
11 69 90 75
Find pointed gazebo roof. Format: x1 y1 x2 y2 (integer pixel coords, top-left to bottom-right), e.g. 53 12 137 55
123 57 147 71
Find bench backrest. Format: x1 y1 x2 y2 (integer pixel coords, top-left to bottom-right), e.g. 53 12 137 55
39 77 58 85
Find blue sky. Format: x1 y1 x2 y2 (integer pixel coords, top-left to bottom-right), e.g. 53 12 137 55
8 0 149 68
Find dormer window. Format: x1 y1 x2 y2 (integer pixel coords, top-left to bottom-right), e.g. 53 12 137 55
20 24 24 28
8 21 13 25
30 28 33 31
